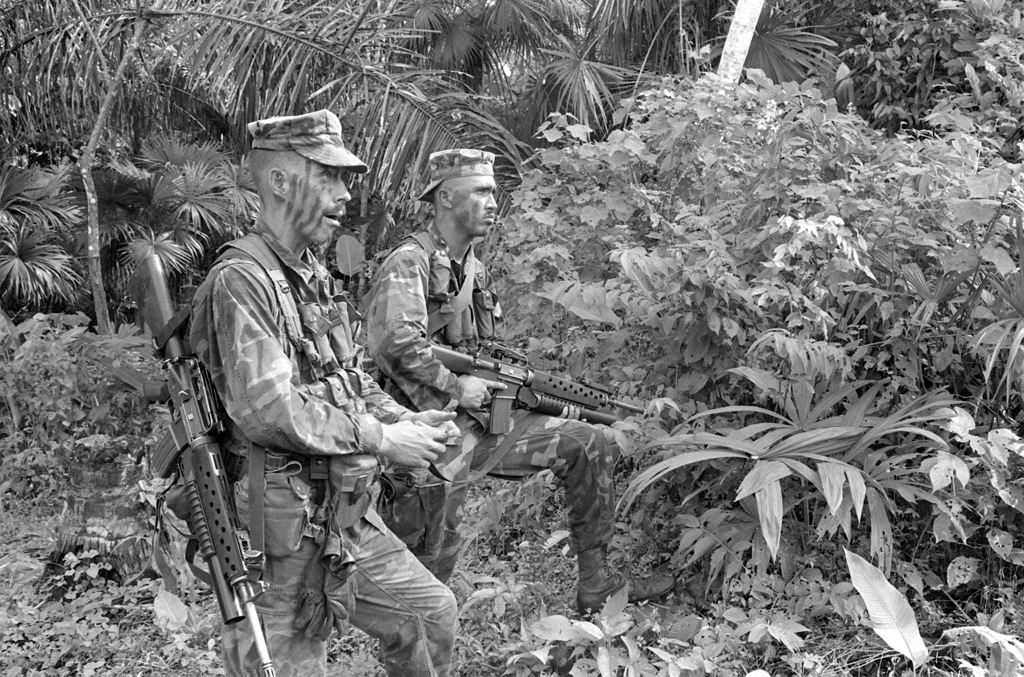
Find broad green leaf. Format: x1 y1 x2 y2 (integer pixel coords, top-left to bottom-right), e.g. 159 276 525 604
767 427 862 457
987 529 1024 565
766 618 810 651
844 549 929 666
597 645 614 677
755 481 784 560
946 556 980 588
600 583 628 621
529 647 551 664
867 489 894 567
946 407 975 437
735 460 792 501
942 626 1024 664
728 366 781 395
620 634 641 662
948 198 997 225
980 244 1017 276
897 561 925 596
536 281 622 327
530 615 604 643
965 171 1011 198
818 462 847 516
846 467 867 520
924 450 970 491
153 588 189 632
543 530 570 550
334 234 365 276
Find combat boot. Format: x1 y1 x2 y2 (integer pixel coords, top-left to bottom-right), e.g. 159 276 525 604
575 547 676 614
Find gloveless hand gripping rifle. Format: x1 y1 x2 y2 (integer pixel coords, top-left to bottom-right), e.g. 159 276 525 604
431 341 645 435
129 254 276 677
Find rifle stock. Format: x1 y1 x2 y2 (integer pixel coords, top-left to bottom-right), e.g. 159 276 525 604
129 254 276 677
431 342 644 435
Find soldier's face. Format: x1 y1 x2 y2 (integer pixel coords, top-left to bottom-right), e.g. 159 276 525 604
446 175 496 239
280 156 351 249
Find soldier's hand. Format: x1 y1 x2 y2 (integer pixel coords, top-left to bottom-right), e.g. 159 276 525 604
458 375 507 410
559 403 583 420
377 420 448 468
402 410 461 444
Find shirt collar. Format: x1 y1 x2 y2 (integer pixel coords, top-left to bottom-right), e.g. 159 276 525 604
426 220 475 266
254 217 318 285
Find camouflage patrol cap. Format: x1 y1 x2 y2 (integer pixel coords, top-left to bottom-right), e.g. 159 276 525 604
247 109 368 173
417 148 495 201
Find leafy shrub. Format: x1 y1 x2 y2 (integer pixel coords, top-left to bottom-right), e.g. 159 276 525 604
0 569 220 676
0 313 160 499
496 73 1021 415
844 0 1024 142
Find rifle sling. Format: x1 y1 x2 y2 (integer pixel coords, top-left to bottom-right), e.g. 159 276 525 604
155 305 192 353
466 414 540 483
248 443 267 575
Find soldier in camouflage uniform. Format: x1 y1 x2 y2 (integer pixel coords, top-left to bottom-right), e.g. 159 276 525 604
362 149 675 614
189 110 458 676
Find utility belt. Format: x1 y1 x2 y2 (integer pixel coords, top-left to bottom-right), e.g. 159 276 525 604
224 440 380 536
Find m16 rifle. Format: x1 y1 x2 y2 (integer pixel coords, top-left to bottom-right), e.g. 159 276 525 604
431 341 645 435
129 254 276 677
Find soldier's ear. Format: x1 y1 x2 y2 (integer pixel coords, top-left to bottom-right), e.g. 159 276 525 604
437 186 453 209
268 166 290 198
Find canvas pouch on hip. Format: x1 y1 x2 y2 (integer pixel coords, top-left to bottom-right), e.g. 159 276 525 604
294 453 379 641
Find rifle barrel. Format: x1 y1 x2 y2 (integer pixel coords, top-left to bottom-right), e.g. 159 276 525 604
610 399 645 414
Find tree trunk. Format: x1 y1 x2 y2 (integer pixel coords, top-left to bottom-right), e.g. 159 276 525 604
40 458 154 595
716 0 766 83
79 10 151 335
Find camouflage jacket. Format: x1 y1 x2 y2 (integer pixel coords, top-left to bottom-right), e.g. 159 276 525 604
362 222 501 413
190 221 410 457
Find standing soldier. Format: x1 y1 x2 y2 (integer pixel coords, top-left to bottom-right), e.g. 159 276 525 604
362 149 675 613
189 110 458 676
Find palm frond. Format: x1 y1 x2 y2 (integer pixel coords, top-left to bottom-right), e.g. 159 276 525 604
0 222 84 309
0 164 81 233
123 229 197 277
484 0 580 57
538 42 634 135
349 83 533 211
139 136 230 172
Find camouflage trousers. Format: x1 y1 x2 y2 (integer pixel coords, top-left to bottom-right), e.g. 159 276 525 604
223 459 457 676
380 409 617 583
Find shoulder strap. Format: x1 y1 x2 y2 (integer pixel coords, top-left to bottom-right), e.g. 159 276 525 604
409 230 435 254
218 235 306 357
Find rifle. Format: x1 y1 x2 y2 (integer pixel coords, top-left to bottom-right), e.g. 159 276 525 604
129 254 276 677
432 341 645 435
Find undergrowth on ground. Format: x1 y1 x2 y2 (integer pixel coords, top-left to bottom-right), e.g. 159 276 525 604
3 469 1021 676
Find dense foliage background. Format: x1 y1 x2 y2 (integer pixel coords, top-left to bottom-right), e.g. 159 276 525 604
3 0 1024 674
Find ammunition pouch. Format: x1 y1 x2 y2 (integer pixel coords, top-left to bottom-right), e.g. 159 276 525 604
326 453 379 531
